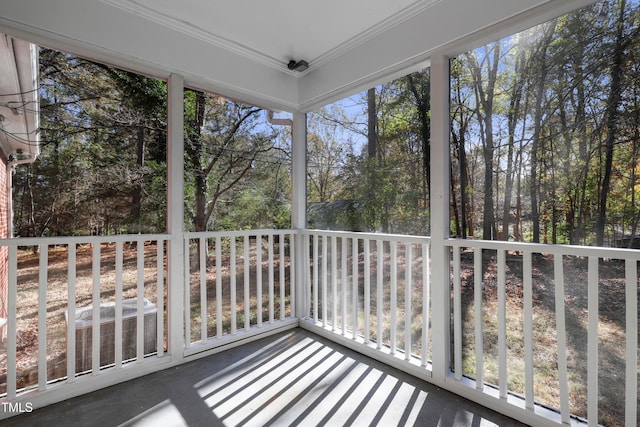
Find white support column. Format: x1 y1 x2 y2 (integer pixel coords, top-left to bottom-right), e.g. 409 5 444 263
429 53 451 384
167 74 185 361
291 111 307 319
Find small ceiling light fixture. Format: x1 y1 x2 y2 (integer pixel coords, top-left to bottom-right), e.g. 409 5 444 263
287 59 309 72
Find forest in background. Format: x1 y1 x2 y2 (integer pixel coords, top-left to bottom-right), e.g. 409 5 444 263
13 50 291 237
451 0 640 246
10 0 640 248
313 0 640 245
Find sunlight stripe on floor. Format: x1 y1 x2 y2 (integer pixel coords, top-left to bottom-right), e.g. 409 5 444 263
196 336 317 398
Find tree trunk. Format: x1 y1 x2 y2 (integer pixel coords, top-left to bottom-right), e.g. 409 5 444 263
367 88 378 160
502 49 525 241
529 21 556 243
466 43 500 240
567 13 590 245
597 0 626 246
451 69 470 238
406 74 431 195
366 88 384 232
192 91 207 232
449 139 461 236
459 132 469 238
130 125 145 232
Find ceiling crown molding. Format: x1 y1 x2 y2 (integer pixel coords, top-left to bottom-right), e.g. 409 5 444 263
102 0 285 71
101 0 441 75
310 0 441 69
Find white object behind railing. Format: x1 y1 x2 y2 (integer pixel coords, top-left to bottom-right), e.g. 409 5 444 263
300 230 432 373
0 234 169 405
183 230 296 356
447 239 639 427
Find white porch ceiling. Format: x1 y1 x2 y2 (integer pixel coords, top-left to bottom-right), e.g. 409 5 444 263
0 0 596 111
104 0 439 72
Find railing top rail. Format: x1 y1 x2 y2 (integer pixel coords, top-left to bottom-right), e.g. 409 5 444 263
0 234 171 247
184 229 297 239
446 237 640 260
302 229 431 245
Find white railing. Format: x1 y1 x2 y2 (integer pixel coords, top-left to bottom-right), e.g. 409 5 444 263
300 231 638 427
183 229 297 355
0 234 169 404
447 239 638 427
300 230 432 372
1 229 637 426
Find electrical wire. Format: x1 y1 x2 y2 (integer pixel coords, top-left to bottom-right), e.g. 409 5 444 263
0 128 41 147
0 100 38 112
0 88 39 97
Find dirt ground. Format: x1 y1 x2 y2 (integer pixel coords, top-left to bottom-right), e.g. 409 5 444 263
457 250 635 427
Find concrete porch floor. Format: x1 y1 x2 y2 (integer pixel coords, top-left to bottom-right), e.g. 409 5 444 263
4 329 526 426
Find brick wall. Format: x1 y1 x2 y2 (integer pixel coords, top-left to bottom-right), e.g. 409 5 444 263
0 155 8 320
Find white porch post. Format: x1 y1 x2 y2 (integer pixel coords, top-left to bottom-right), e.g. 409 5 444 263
291 111 307 319
429 53 451 384
167 74 185 361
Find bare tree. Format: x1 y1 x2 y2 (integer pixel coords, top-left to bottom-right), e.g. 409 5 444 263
465 42 501 240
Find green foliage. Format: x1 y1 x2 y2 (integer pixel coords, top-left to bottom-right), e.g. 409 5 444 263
307 71 431 236
15 48 290 236
182 89 289 231
12 49 169 236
